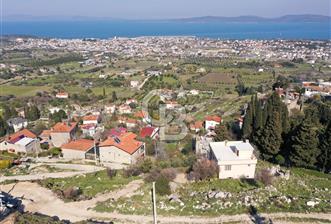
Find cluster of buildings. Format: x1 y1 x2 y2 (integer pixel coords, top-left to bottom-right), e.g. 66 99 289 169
6 37 331 61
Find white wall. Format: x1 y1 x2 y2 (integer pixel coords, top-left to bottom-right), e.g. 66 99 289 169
62 148 86 160
51 132 71 147
99 144 145 165
218 162 256 179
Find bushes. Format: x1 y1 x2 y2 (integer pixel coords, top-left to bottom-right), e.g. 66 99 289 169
123 165 142 178
63 186 82 200
188 158 218 181
145 167 177 183
275 155 285 166
155 175 171 196
255 168 273 186
106 168 117 179
0 160 12 169
139 158 153 173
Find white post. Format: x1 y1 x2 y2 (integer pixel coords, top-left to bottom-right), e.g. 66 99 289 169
152 182 157 224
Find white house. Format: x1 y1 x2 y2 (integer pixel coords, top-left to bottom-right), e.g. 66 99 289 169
7 117 28 132
209 140 257 179
204 115 222 130
82 115 100 125
130 80 140 88
55 92 69 99
0 129 41 154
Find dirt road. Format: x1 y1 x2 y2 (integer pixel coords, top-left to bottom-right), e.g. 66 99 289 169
0 164 104 183
1 181 331 223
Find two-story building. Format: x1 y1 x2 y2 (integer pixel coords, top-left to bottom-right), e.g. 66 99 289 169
50 122 78 147
209 140 257 179
99 132 145 165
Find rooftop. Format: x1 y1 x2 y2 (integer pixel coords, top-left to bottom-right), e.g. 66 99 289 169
51 122 77 133
209 141 255 161
7 129 37 144
61 139 94 151
100 132 143 155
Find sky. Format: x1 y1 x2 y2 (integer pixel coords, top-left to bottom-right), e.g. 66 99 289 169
3 0 331 20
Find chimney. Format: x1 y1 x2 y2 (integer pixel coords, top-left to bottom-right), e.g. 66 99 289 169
244 139 249 143
225 140 228 146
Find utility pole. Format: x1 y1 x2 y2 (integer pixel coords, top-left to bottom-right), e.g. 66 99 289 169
152 182 157 224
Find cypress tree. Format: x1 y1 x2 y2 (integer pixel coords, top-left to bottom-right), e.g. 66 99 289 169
254 111 282 160
0 116 7 137
318 122 331 172
242 104 253 139
254 99 262 131
214 124 230 141
289 118 320 169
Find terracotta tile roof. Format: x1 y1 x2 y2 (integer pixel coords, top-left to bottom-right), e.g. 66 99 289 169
83 115 99 121
205 115 222 123
134 110 147 119
61 139 94 151
51 122 77 133
140 127 156 138
39 130 51 137
100 132 142 155
7 129 37 143
190 121 203 130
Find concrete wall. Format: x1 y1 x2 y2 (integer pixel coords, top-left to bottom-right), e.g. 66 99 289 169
62 148 86 160
218 162 256 179
99 144 145 165
51 132 71 147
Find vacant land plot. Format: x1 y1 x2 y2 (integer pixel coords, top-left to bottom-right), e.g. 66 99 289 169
95 162 331 217
39 170 139 200
198 73 237 85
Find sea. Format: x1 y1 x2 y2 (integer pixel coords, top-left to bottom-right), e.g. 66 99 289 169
2 20 331 40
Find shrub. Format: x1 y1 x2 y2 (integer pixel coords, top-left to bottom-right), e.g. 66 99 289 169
255 168 273 186
50 147 62 157
189 158 218 181
139 158 153 173
160 168 177 181
155 176 171 196
63 186 82 200
275 155 285 166
0 160 12 169
124 165 141 178
106 168 117 179
145 168 161 182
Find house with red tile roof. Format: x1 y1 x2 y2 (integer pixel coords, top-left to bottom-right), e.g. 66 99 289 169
99 132 145 164
50 122 78 147
55 92 69 99
0 129 41 154
82 115 100 125
190 121 204 133
204 115 222 130
140 126 159 139
61 139 95 160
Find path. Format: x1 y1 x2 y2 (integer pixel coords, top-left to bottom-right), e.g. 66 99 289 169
0 163 104 183
1 181 331 223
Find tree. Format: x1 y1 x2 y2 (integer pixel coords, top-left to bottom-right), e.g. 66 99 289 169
103 87 106 97
0 116 7 137
242 104 253 139
111 91 117 102
25 105 40 121
318 122 331 172
289 118 320 169
214 124 230 141
254 111 282 160
189 158 219 181
49 109 67 123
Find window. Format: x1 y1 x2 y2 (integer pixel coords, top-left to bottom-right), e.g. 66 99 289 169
225 165 232 171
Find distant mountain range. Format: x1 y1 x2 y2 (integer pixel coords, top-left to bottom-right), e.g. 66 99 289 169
4 14 331 23
171 15 331 23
